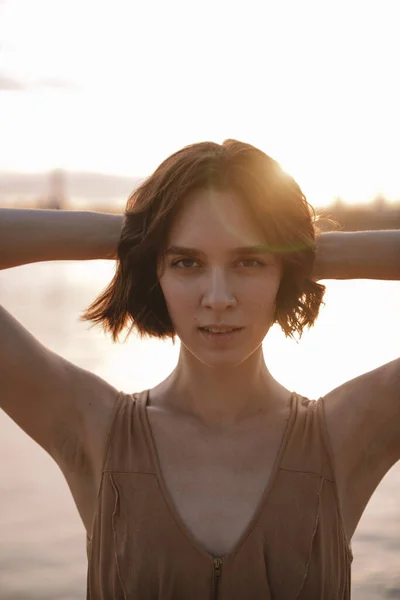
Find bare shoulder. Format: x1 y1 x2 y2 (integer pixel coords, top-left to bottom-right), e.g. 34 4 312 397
51 361 120 473
322 357 400 538
47 362 120 535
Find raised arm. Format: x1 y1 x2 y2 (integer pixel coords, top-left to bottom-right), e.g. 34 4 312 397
311 229 400 542
312 230 400 280
0 208 124 532
0 208 123 269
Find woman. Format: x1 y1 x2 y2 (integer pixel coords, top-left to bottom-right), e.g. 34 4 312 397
0 139 399 599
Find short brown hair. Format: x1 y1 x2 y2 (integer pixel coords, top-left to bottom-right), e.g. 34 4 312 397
82 139 325 341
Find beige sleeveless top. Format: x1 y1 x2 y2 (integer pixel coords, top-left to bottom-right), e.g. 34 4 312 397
86 390 353 599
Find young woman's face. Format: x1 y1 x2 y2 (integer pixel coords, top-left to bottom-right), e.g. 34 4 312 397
158 188 282 367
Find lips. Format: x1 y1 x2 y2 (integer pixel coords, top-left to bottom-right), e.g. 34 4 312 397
199 327 242 333
198 327 244 345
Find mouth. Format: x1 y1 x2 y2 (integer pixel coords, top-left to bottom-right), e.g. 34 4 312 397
199 327 243 334
198 326 244 343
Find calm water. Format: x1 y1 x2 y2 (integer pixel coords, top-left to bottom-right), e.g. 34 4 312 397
0 261 399 599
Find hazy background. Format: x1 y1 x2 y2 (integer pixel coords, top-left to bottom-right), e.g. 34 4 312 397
1 0 400 208
1 0 400 598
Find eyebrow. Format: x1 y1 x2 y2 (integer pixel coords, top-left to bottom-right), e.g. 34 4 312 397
164 245 274 256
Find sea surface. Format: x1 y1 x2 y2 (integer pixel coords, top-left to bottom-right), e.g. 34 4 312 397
0 261 399 599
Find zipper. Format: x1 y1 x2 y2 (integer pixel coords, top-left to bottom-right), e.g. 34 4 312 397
213 557 224 600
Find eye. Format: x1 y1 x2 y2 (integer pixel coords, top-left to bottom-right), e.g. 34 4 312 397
171 258 200 268
238 259 265 267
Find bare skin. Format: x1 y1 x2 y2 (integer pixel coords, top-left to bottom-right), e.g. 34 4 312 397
154 188 285 425
145 385 292 556
0 204 399 558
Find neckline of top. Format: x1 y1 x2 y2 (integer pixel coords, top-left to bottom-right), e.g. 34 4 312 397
138 389 297 563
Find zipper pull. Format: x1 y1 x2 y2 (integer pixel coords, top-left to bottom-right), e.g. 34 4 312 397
214 556 223 574
213 557 224 599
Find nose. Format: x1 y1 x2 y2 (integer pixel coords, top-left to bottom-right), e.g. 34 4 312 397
200 267 237 310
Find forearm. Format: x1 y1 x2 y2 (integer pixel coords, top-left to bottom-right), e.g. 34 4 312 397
0 209 123 270
313 230 400 280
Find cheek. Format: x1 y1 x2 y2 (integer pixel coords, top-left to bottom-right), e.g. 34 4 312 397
159 279 196 318
244 279 280 321
247 292 278 319
245 274 280 301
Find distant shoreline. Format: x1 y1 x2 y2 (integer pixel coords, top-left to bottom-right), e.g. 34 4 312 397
1 168 399 231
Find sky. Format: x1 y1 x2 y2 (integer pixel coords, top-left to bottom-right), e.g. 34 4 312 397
0 0 400 206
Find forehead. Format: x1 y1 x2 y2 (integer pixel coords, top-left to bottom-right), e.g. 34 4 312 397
168 188 266 247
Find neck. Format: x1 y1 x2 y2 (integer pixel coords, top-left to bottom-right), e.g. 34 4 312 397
150 345 289 428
